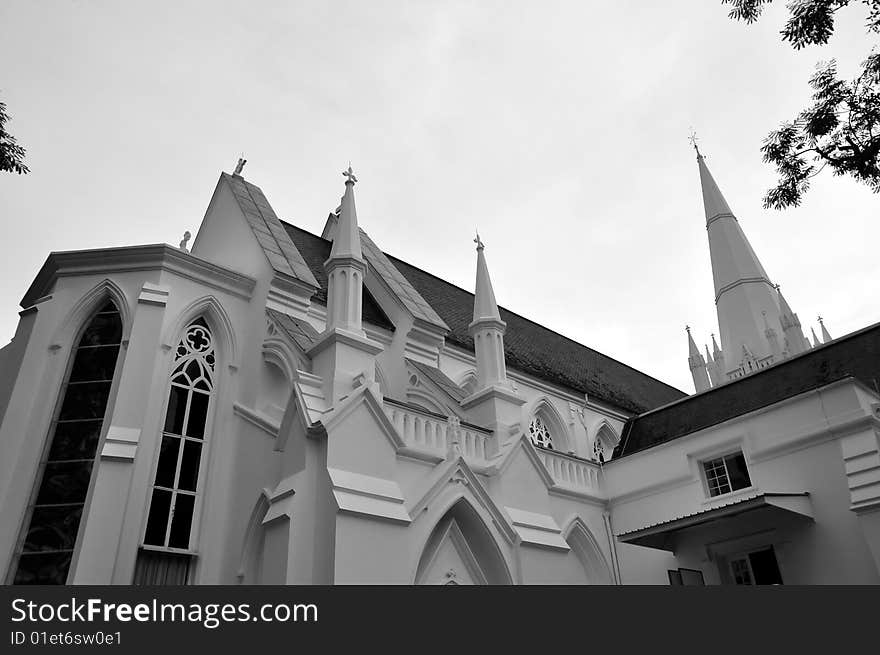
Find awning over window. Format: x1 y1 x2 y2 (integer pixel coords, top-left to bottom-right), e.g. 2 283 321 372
616 492 813 551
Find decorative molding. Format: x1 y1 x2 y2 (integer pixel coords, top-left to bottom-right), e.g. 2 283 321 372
99 425 141 461
328 468 410 524
137 282 170 306
22 244 256 309
233 402 280 438
505 507 569 551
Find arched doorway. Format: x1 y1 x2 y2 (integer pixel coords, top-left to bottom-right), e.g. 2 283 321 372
415 500 513 585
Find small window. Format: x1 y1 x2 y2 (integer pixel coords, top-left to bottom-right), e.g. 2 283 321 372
702 451 751 497
528 416 553 450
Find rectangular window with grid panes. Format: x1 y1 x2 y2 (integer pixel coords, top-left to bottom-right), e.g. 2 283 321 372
702 451 751 497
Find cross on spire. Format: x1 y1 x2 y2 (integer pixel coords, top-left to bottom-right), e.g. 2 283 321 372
474 231 484 250
342 165 357 185
688 130 702 158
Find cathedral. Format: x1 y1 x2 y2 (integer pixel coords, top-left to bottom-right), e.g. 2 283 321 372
0 150 878 585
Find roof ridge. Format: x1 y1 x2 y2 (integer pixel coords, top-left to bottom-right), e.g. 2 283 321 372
280 219 687 406
385 252 684 395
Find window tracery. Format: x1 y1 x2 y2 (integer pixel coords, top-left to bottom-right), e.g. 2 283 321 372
528 416 553 450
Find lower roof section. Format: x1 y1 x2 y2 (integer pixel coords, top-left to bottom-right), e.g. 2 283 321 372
616 321 880 457
616 492 813 551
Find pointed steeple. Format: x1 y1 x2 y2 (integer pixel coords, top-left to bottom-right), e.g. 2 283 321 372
705 343 722 388
329 166 363 261
462 232 524 434
696 145 786 379
711 333 723 362
811 326 822 348
776 285 809 355
819 316 832 343
687 326 711 393
472 232 500 323
308 166 383 404
762 310 782 359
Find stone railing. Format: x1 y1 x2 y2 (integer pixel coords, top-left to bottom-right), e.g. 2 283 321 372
383 400 492 464
535 448 602 495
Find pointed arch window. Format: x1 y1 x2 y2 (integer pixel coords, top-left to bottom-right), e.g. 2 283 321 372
528 416 554 450
593 437 606 464
10 300 123 584
142 319 214 555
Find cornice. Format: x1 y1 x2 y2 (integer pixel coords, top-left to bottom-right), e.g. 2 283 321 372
22 244 257 307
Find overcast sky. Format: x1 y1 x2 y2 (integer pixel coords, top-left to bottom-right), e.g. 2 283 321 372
2 0 878 394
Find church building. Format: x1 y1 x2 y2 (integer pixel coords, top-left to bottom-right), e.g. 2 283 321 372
1 151 878 585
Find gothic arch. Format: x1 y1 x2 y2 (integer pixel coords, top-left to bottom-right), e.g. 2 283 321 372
237 489 271 584
524 396 572 453
50 278 132 349
162 296 237 369
414 498 514 585
562 516 613 585
592 420 620 463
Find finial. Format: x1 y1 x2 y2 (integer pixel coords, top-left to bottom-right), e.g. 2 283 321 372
685 324 691 334
474 231 485 251
179 230 192 252
818 315 824 324
342 165 357 185
688 130 702 158
233 157 246 176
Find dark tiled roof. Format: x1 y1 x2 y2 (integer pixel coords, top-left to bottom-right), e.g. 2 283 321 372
616 322 880 458
389 260 685 415
281 223 684 414
267 309 319 351
284 224 394 331
407 358 467 403
223 174 319 288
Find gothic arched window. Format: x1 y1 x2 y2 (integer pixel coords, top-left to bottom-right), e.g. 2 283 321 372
137 318 214 583
593 437 606 464
10 300 123 584
528 416 554 450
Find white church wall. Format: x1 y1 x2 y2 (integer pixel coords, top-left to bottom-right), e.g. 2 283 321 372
606 378 880 584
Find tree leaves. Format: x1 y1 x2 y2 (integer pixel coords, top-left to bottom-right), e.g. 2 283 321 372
0 100 29 175
723 0 880 208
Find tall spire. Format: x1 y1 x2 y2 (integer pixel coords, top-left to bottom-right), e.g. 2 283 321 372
329 166 363 261
472 232 501 323
462 232 524 435
687 326 711 393
308 165 383 404
696 146 786 379
811 326 822 348
819 316 832 343
469 233 508 390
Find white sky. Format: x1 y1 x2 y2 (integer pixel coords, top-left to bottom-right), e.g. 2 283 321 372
1 0 878 394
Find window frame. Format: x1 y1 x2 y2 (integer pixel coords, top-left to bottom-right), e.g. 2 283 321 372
138 319 218 561
700 449 752 499
727 546 783 586
6 299 127 585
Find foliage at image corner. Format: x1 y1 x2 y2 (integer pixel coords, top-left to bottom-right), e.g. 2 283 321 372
721 0 880 209
1 98 30 175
